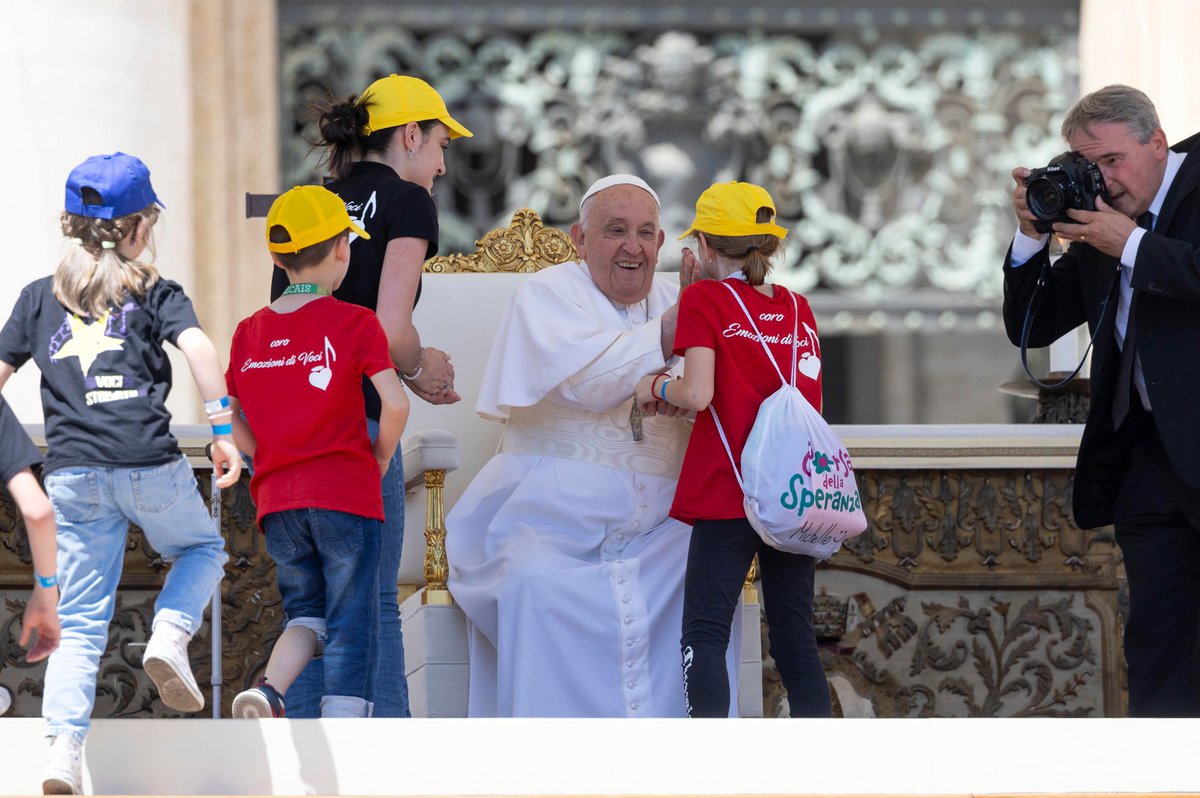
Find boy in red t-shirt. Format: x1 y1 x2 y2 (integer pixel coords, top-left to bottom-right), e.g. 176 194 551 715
225 185 409 718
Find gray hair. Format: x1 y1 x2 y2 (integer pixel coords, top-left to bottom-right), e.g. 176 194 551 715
1061 84 1161 145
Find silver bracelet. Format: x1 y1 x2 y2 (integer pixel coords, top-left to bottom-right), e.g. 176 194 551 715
401 347 425 381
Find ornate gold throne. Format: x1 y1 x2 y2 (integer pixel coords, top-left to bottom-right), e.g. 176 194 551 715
398 208 764 717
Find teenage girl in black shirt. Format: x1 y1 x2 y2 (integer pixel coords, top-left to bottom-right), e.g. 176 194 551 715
270 74 472 718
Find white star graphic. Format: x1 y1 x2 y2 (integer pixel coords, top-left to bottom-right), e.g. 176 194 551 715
51 311 124 375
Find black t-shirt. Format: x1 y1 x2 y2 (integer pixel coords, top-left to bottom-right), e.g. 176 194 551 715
0 396 41 483
0 276 200 475
271 160 440 419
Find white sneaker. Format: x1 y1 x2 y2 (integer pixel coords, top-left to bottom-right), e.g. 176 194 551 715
143 621 204 713
42 735 82 795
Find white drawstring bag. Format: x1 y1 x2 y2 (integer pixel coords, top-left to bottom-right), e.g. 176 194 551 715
709 281 867 560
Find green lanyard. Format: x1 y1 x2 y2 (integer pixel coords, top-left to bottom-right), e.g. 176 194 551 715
281 283 329 296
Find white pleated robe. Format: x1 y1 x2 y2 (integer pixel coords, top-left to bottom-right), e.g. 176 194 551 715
446 261 739 717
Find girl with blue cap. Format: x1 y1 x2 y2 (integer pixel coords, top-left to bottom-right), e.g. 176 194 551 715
0 152 240 794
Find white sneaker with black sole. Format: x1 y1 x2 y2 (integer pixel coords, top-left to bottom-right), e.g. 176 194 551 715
143 621 204 713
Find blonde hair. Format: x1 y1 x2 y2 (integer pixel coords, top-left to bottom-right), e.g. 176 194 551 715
55 202 161 318
700 207 782 286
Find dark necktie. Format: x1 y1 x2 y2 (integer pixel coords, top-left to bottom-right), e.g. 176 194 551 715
1111 210 1155 429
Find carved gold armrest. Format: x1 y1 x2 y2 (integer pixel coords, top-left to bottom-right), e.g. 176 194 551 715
401 430 460 606
424 208 576 274
743 556 759 604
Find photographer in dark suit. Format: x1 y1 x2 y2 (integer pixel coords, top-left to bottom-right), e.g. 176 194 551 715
1003 84 1200 716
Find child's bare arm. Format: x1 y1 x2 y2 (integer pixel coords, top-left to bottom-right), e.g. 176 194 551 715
8 469 60 662
228 396 256 458
368 370 410 475
175 327 241 489
635 347 715 414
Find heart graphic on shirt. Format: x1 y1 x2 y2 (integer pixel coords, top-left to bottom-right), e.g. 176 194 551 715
309 365 332 391
798 353 821 381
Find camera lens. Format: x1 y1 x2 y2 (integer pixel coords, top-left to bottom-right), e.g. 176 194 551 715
1026 177 1064 220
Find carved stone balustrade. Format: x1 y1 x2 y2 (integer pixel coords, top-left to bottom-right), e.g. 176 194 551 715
1 423 1122 719
797 424 1121 719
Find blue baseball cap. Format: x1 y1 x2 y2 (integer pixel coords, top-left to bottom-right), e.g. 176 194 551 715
64 152 164 220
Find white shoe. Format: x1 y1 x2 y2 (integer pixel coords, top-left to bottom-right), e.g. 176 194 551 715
143 622 204 713
42 735 82 795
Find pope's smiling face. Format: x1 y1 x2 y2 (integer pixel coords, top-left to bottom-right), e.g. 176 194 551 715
571 185 665 306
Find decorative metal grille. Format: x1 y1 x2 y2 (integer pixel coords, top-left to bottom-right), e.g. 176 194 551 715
280 3 1079 326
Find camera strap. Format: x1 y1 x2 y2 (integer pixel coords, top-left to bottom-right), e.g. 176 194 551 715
1018 256 1121 390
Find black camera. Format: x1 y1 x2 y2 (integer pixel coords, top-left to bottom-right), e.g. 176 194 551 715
1023 151 1112 234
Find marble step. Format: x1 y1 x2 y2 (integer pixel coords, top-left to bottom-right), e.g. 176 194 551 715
0 717 1197 796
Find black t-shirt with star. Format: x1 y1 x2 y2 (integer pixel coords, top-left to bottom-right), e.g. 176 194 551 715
270 161 439 419
0 395 41 484
0 276 200 475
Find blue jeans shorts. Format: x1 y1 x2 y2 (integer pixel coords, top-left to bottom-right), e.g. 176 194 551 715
263 508 381 700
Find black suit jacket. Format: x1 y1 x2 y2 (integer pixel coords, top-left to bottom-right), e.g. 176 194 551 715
1002 132 1200 529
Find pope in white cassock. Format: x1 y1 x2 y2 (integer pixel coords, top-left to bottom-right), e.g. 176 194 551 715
446 174 740 716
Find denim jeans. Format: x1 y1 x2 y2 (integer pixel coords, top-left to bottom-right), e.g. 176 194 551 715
285 417 410 717
681 517 831 718
263 508 380 701
41 456 229 740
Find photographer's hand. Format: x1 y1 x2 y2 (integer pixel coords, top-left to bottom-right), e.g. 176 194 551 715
1055 196 1138 258
1011 167 1046 239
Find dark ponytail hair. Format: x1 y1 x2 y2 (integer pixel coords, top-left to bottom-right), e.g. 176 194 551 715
313 92 398 180
701 207 782 286
313 91 442 180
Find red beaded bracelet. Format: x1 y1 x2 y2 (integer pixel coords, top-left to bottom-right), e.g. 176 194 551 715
650 373 667 399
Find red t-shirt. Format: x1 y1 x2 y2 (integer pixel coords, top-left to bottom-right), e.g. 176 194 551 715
226 297 396 524
670 277 822 525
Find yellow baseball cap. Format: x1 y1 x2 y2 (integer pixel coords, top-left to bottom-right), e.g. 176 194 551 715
678 181 788 241
358 75 473 139
266 185 369 254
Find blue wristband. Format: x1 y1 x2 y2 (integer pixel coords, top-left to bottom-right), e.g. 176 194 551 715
658 378 671 401
35 573 57 589
211 423 233 436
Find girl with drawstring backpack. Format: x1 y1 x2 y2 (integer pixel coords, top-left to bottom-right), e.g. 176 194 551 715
635 181 834 718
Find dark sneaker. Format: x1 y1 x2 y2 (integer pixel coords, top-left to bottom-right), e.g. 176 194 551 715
232 677 286 719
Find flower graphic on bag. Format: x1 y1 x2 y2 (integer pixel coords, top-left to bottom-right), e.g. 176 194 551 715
812 451 832 474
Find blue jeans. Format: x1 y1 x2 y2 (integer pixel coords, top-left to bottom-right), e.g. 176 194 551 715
263 508 380 701
41 457 229 740
285 417 410 717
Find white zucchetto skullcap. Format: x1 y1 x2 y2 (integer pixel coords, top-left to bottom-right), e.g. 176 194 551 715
578 173 661 212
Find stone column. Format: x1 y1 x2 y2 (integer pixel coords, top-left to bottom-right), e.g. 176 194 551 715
189 0 279 369
0 1 278 423
1080 0 1200 138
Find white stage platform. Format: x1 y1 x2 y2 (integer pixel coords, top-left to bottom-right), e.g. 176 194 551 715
1 718 1199 796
